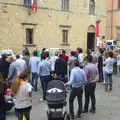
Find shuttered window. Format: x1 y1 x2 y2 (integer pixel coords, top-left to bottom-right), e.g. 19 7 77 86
89 0 95 15
62 30 68 43
61 0 69 11
26 29 33 44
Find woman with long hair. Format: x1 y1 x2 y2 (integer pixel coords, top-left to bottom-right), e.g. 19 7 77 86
11 72 32 120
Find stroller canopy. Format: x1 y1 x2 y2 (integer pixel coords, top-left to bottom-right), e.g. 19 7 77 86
46 80 66 103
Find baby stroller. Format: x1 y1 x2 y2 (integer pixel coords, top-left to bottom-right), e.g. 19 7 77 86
46 80 70 120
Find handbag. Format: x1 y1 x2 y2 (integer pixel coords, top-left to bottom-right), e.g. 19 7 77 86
22 114 27 120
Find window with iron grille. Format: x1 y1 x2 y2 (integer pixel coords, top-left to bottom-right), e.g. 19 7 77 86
61 0 69 11
62 30 68 44
89 0 95 15
26 29 34 44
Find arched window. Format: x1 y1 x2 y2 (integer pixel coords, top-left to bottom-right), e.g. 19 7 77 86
89 0 95 15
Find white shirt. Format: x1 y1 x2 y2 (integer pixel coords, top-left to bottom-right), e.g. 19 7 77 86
29 56 40 73
50 56 58 71
78 53 84 63
117 54 120 65
15 83 32 109
105 57 114 73
15 58 27 76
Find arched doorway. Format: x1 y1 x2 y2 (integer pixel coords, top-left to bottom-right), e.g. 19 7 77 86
87 25 95 50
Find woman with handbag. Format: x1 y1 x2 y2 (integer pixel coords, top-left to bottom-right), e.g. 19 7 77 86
11 72 33 120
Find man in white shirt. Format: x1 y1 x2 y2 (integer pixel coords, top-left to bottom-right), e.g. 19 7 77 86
104 52 114 92
15 55 27 76
29 51 40 91
50 52 58 73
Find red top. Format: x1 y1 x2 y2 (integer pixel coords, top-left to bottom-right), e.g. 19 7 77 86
61 54 69 62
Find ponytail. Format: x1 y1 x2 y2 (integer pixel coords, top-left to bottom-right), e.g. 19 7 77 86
11 77 21 96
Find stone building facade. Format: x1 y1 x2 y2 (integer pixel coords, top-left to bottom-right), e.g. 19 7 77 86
0 0 107 52
106 0 120 44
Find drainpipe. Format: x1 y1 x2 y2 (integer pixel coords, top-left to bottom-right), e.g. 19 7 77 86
111 0 113 40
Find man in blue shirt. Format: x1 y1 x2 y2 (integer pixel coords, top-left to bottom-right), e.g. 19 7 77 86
37 53 51 101
65 59 87 119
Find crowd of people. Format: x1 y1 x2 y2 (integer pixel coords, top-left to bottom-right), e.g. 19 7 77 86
0 46 120 120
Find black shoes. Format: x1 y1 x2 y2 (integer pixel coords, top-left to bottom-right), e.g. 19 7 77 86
82 109 96 113
90 109 96 113
76 114 81 118
82 110 88 113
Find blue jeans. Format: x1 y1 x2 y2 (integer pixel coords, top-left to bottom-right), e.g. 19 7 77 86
0 113 6 120
32 73 38 90
15 108 30 120
105 72 113 91
40 75 51 100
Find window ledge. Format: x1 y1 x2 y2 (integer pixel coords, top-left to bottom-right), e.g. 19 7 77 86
23 44 37 47
60 43 70 46
89 13 96 16
61 10 70 12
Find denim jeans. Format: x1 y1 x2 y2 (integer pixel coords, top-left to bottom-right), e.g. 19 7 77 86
40 75 51 100
15 108 31 120
31 73 38 90
105 72 113 91
0 113 6 120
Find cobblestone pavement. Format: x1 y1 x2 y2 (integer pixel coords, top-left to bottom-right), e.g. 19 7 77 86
7 75 120 120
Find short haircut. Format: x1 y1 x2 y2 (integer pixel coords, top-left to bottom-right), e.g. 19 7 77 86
42 48 46 53
99 48 104 55
41 52 46 59
74 59 79 67
62 49 66 54
87 55 92 62
70 51 75 56
25 51 30 56
109 51 113 58
33 50 38 56
44 51 49 58
16 54 20 59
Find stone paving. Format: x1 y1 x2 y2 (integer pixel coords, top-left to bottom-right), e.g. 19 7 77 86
7 74 120 120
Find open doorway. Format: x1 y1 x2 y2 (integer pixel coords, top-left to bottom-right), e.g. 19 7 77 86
87 25 95 50
87 33 95 49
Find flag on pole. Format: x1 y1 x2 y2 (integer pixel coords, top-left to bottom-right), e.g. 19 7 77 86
30 0 38 12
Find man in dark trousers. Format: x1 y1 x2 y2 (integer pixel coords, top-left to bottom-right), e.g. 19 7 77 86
55 54 67 82
83 55 97 113
65 59 87 119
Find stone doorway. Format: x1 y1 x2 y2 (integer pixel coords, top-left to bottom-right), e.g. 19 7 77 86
87 25 95 50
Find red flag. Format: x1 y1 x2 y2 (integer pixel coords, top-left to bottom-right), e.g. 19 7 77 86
31 0 38 12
